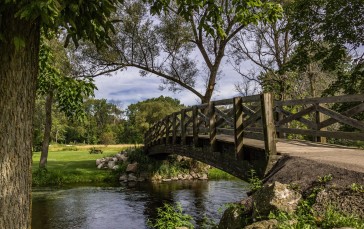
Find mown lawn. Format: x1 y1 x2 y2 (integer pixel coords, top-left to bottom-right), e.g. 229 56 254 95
32 144 136 186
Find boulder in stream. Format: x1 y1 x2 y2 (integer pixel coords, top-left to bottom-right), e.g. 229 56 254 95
126 162 138 173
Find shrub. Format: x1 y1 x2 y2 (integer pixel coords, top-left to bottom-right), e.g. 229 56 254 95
99 131 116 145
269 206 364 229
248 170 263 192
33 168 64 186
61 146 78 151
148 203 194 229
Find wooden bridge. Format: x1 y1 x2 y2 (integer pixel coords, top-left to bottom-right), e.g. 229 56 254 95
144 93 364 180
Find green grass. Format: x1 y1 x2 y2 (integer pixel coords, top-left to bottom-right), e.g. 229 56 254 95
32 144 130 186
208 168 237 180
269 206 364 229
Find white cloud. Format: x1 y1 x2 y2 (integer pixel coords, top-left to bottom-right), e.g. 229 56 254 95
94 62 248 109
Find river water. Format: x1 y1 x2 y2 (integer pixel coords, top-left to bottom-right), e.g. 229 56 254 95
32 180 248 229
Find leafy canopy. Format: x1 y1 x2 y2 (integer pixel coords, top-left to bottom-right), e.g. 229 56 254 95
124 96 184 143
0 0 123 48
148 0 283 38
38 37 96 119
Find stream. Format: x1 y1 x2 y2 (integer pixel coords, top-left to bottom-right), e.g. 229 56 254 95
32 180 249 229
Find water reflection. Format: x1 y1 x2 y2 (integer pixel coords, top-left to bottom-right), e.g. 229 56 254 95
32 180 248 229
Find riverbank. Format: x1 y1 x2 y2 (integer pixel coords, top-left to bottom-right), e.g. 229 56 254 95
32 144 130 185
95 148 236 183
147 155 364 228
217 155 364 229
32 145 235 186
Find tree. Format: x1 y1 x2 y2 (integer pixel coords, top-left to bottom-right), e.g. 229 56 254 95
0 1 121 227
100 131 117 145
122 96 184 143
37 37 96 168
229 5 295 100
229 0 337 100
75 0 282 103
289 0 364 96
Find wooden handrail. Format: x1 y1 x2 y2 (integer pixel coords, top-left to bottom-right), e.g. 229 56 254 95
145 93 364 155
274 94 364 142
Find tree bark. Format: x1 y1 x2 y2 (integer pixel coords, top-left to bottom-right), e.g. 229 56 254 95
0 4 40 229
39 91 54 168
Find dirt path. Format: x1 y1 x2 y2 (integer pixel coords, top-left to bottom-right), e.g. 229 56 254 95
276 140 364 174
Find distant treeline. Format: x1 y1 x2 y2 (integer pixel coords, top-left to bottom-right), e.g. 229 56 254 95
33 96 184 146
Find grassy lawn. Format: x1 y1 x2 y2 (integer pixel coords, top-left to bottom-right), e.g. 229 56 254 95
32 144 136 186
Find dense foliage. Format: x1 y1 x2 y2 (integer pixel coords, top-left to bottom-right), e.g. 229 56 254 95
230 0 364 100
33 96 184 146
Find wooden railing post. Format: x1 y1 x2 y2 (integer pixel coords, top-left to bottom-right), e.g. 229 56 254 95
165 116 170 145
172 113 177 144
315 103 327 143
163 118 167 144
209 102 217 152
181 109 187 145
152 123 157 145
192 106 199 147
261 93 277 156
233 97 244 160
158 120 163 145
275 105 285 139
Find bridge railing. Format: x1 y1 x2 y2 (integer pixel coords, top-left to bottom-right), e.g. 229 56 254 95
144 93 277 158
145 93 364 155
275 94 364 142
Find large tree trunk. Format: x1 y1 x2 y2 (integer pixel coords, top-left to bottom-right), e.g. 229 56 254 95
0 5 40 229
39 91 54 168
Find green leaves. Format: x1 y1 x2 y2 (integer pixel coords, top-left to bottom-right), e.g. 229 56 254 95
148 0 283 38
148 203 194 229
1 0 122 48
290 0 364 48
38 36 96 121
55 77 96 119
123 96 184 143
57 0 123 47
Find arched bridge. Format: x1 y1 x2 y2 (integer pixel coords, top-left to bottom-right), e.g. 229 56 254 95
144 93 364 180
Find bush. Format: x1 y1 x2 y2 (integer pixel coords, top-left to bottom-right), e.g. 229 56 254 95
127 148 152 164
148 203 194 229
99 131 116 145
248 170 263 192
270 206 364 229
33 168 64 186
61 146 78 151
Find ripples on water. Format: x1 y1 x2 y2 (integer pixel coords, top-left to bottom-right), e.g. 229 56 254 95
32 180 248 229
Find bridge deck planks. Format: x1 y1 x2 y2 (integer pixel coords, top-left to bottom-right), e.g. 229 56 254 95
196 134 364 173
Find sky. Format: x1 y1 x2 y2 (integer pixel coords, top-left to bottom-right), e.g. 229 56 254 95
94 61 254 109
